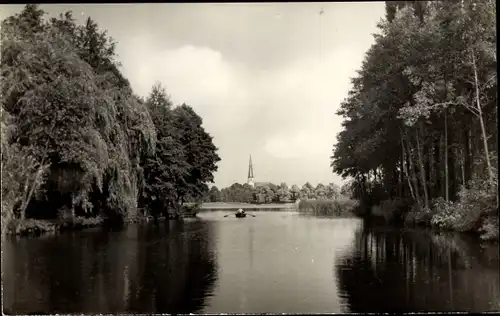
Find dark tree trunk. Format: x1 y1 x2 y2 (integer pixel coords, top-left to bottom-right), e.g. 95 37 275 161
424 140 432 202
416 123 429 209
392 166 399 199
444 110 449 201
463 126 472 188
448 130 458 201
399 151 405 198
434 136 441 199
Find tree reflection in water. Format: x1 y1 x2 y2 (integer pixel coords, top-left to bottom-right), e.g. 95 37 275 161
335 225 500 313
2 220 218 314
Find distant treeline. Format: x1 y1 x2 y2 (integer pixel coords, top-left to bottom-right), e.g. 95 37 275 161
1 5 220 234
331 1 498 240
204 182 349 204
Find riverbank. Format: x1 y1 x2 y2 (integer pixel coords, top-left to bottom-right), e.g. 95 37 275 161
4 207 199 238
5 217 105 237
199 202 298 210
367 196 499 242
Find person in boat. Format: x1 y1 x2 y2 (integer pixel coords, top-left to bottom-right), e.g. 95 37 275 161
236 208 245 215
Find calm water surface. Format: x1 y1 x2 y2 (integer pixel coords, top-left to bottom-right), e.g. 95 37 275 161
3 210 499 314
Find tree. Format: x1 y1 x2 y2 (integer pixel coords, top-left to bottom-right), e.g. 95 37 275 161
331 0 498 238
290 185 301 201
1 6 157 225
1 5 222 231
142 83 188 218
326 183 341 200
277 182 291 202
340 181 354 198
142 84 220 216
207 186 221 202
1 106 49 225
315 183 327 200
301 182 315 199
170 104 220 205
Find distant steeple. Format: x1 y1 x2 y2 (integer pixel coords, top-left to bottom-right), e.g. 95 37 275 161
247 155 255 187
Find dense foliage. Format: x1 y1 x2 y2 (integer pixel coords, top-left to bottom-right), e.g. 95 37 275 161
141 84 220 219
331 1 498 239
1 5 219 232
207 182 344 204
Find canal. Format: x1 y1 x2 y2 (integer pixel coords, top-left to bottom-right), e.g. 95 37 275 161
2 210 499 313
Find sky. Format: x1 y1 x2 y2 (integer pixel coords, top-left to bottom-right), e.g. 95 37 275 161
1 3 386 189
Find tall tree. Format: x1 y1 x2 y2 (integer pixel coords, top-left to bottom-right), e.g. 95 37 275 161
171 103 220 205
332 0 497 237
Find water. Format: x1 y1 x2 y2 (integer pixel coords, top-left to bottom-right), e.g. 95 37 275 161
2 210 499 314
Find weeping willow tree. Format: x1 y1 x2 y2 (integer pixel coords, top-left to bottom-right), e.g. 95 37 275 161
2 5 220 232
1 5 156 227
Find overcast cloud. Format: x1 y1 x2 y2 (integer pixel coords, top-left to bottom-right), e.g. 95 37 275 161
1 3 386 188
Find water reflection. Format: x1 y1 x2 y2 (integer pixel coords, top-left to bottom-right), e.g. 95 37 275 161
3 212 499 314
200 211 362 314
335 225 500 312
2 220 218 314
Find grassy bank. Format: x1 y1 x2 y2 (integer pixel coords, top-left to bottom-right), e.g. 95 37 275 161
4 204 200 238
200 202 298 210
5 217 105 237
297 198 359 217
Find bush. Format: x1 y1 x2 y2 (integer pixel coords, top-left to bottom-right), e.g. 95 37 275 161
403 203 433 227
479 215 499 241
430 173 498 240
5 216 104 237
430 198 480 233
371 197 410 223
430 197 458 230
59 216 104 231
7 219 57 237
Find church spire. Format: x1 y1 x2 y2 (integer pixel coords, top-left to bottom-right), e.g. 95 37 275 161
247 155 254 187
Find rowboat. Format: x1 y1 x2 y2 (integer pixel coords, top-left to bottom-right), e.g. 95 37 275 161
235 209 247 218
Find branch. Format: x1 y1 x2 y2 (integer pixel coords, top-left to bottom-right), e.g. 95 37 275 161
19 158 48 219
464 79 475 86
463 104 481 117
480 74 497 91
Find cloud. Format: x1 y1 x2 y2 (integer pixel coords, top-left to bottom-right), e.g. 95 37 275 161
118 35 367 187
265 130 327 159
120 38 252 128
2 3 385 188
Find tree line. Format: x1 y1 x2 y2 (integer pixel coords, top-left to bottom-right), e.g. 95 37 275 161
331 1 497 240
205 182 347 204
1 5 220 232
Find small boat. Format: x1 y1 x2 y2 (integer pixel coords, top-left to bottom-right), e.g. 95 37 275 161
235 208 247 218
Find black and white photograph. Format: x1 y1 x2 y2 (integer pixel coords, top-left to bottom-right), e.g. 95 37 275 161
1 1 498 314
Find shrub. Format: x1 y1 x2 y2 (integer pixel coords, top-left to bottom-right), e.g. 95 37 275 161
479 215 499 241
430 197 458 230
59 215 104 231
7 219 57 236
404 203 433 227
430 172 498 239
371 197 410 223
430 199 480 233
